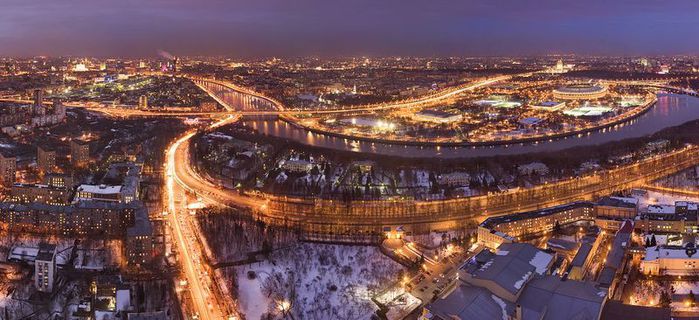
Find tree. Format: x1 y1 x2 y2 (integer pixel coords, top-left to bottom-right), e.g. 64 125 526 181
659 290 672 308
689 290 696 307
645 236 651 248
650 234 657 247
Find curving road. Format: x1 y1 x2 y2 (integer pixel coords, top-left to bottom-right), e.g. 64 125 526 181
166 115 243 320
191 73 519 115
29 73 698 318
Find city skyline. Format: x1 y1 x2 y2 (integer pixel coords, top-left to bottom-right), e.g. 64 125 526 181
2 2 699 319
3 0 699 57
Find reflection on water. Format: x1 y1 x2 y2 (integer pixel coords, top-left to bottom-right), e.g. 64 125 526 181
202 82 278 111
240 94 699 159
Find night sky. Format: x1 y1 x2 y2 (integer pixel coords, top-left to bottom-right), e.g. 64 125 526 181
2 0 698 57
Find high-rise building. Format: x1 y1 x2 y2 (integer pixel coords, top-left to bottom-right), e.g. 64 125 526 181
138 95 148 109
70 139 90 168
53 98 66 118
37 145 57 174
35 243 56 293
33 89 45 115
126 207 154 265
0 153 16 187
33 89 44 107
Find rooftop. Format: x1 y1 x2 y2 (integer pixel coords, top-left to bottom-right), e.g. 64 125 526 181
462 243 554 296
597 196 638 209
77 184 122 195
646 205 675 215
480 201 594 230
425 285 512 320
600 301 670 320
570 242 593 267
518 275 607 320
36 243 56 262
644 245 699 261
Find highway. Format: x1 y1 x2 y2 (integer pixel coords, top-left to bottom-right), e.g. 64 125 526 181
166 115 242 320
191 73 519 115
159 76 699 236
167 131 220 319
16 73 695 318
171 141 699 234
3 72 515 118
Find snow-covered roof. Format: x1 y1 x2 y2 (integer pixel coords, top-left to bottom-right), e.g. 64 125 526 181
77 184 122 194
646 204 675 215
609 196 639 206
644 246 699 261
468 243 554 295
424 285 513 320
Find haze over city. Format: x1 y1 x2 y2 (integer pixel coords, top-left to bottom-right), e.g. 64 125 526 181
3 0 699 57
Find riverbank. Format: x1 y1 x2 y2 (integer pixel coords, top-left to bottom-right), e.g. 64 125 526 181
276 95 657 148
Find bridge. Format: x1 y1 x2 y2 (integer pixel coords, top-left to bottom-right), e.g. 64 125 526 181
189 73 520 114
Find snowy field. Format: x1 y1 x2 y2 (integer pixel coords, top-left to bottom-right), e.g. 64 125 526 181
227 243 403 320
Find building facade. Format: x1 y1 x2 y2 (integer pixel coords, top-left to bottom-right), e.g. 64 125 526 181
37 145 57 174
0 153 16 187
35 243 56 293
70 139 90 168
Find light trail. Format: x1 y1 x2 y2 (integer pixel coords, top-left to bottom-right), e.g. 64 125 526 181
166 115 242 320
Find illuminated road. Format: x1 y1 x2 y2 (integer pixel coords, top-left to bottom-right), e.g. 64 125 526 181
1 73 515 117
16 73 696 318
163 77 699 235
173 143 699 234
166 115 241 320
191 73 519 114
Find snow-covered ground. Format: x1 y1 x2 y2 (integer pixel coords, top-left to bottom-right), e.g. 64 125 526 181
671 281 699 295
634 190 699 209
375 287 421 320
407 230 469 249
73 240 122 270
229 243 403 320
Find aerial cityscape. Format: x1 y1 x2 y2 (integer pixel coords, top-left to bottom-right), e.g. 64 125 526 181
2 1 699 320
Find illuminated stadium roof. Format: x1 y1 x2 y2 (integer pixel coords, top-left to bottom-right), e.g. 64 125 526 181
553 84 608 100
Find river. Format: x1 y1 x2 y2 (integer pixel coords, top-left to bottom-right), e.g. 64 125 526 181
236 93 699 159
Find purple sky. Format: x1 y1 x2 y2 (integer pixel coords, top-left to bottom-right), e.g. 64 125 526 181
2 0 698 57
